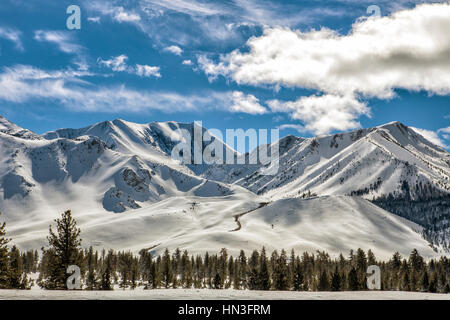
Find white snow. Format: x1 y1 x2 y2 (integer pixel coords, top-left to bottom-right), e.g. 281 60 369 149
0 289 448 300
0 117 448 259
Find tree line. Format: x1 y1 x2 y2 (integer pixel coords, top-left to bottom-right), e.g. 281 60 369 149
0 210 449 292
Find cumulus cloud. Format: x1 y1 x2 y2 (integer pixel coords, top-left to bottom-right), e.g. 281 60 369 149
198 2 450 134
201 2 450 98
112 6 141 22
230 91 267 115
98 54 129 72
98 55 161 78
411 127 449 149
136 64 161 78
268 94 370 135
164 45 183 56
182 59 192 65
0 27 23 51
34 30 84 54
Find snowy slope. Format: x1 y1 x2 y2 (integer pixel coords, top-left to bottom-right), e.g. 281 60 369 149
0 116 448 256
197 122 449 201
0 116 41 140
5 194 437 260
195 121 449 251
0 119 245 217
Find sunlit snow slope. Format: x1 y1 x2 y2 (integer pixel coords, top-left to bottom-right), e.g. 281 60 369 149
0 116 448 257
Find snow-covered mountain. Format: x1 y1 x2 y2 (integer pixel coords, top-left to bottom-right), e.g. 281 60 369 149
197 121 449 199
195 121 450 250
0 116 448 256
0 118 245 215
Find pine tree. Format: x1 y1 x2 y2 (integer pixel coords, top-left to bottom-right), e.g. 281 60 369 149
194 255 203 289
259 247 271 290
272 249 290 290
408 249 424 272
213 272 222 289
318 270 330 291
40 210 83 289
348 267 359 290
161 249 172 288
100 250 113 290
218 248 228 289
292 257 304 291
130 256 139 289
226 256 234 289
420 271 429 292
428 272 438 293
402 270 411 291
389 252 402 290
233 260 240 290
33 250 39 273
367 249 376 266
86 246 97 290
238 250 247 289
154 256 162 288
248 250 260 290
9 245 29 289
139 250 153 288
356 248 367 271
0 214 10 289
289 249 296 287
172 248 181 288
330 266 341 291
181 250 193 288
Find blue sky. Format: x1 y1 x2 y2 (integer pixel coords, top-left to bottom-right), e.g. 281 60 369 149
0 0 449 148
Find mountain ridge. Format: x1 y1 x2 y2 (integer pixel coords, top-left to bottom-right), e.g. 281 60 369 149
0 115 448 255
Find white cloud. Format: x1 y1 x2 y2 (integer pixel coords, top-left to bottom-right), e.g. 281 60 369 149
268 94 370 135
182 59 192 65
230 91 267 115
411 127 449 149
34 30 83 54
136 64 161 78
164 45 183 56
141 0 222 16
98 55 161 78
198 2 450 134
113 6 141 22
87 16 101 23
0 27 23 51
277 124 304 133
438 127 450 133
0 65 263 116
201 2 450 99
98 54 129 72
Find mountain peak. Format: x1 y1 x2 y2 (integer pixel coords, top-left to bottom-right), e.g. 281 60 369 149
0 115 40 140
377 121 409 131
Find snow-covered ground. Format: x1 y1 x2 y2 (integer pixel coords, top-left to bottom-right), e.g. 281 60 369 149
1 116 449 258
5 194 438 260
0 289 448 300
